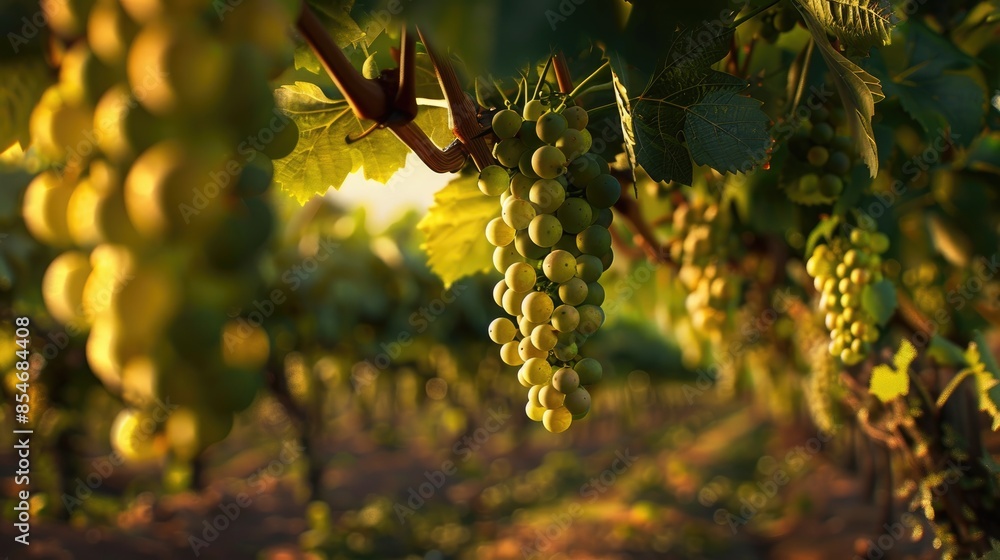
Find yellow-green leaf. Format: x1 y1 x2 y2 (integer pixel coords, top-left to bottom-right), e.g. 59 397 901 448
417 174 498 287
967 335 1000 431
272 81 453 204
869 339 917 402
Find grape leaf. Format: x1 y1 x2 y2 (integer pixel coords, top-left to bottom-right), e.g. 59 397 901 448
927 335 966 367
970 333 1000 431
793 0 894 51
869 339 917 403
861 279 897 327
869 23 985 146
684 89 772 175
272 81 453 203
631 68 767 185
609 54 639 185
796 3 884 178
0 56 53 152
417 174 498 287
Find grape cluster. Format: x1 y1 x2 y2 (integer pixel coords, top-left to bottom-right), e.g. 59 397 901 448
806 230 890 365
27 0 297 461
668 203 736 340
758 4 801 43
785 106 855 204
482 101 619 433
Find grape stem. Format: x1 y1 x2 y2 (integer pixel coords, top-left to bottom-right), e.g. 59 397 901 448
555 61 610 112
533 56 556 101
296 3 482 172
729 0 783 29
552 52 575 96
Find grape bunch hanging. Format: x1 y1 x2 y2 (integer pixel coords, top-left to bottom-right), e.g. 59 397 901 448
806 230 890 365
479 99 619 433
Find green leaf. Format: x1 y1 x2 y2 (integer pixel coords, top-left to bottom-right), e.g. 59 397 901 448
793 0 894 51
631 68 765 185
970 333 1000 431
272 81 453 204
805 215 841 257
870 23 986 145
861 279 898 327
869 339 917 403
684 89 772 175
610 55 639 186
796 4 884 177
417 174 499 287
310 0 367 47
927 335 967 366
0 56 53 152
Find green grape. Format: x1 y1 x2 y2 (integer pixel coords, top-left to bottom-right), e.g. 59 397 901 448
518 120 546 150
494 138 527 168
807 146 830 167
585 174 621 209
542 407 572 433
554 234 582 257
520 317 543 338
594 208 613 228
502 197 536 230
502 286 528 316
576 225 612 256
529 179 566 214
536 111 568 144
480 165 510 196
556 198 593 234
539 384 565 408
509 173 534 199
528 384 543 407
809 106 831 125
531 324 558 352
515 230 550 259
127 21 231 116
591 154 610 175
579 129 593 154
517 366 533 387
519 337 548 361
59 43 115 106
819 174 844 197
94 84 168 163
870 233 890 254
525 401 545 421
489 318 516 344
493 280 507 306
552 367 580 393
563 105 589 131
558 277 589 306
811 123 835 144
493 244 524 273
567 155 601 187
543 250 577 283
553 341 578 362
826 152 851 175
204 198 274 270
575 254 603 283
528 214 563 248
523 99 547 121
799 173 820 194
522 357 553 385
505 262 536 293
532 146 567 180
522 291 554 323
600 247 613 268
554 128 585 160
486 217 515 247
551 304 580 332
584 282 605 306
575 358 602 385
774 8 797 32
577 304 605 336
492 109 523 139
563 387 591 415
362 54 380 79
518 149 540 179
